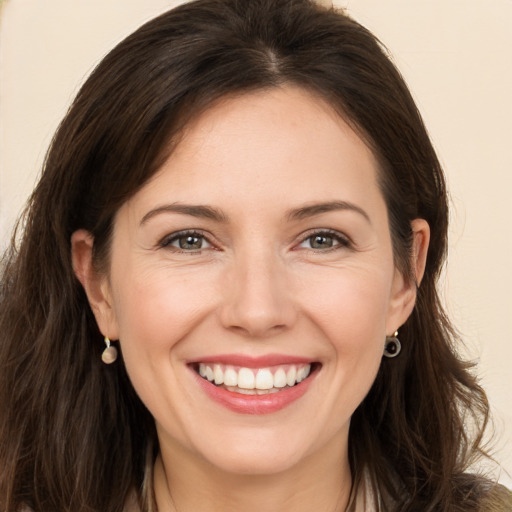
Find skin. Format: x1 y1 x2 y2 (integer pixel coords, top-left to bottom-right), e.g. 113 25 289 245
72 86 429 512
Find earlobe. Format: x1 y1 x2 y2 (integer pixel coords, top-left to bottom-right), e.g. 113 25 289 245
386 219 430 332
71 230 119 339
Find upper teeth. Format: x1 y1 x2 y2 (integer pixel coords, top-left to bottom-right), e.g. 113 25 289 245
198 363 311 390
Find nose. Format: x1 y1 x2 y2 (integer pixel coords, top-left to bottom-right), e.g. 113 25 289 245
218 249 297 338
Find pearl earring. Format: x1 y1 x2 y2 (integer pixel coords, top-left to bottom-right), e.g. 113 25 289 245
101 336 118 364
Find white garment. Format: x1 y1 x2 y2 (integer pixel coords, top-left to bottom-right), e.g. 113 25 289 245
353 471 379 512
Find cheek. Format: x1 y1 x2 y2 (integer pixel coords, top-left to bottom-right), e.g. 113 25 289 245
108 267 219 421
298 266 391 401
111 265 217 359
299 266 393 349
323 284 387 379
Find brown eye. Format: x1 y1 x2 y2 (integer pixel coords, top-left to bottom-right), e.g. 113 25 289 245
161 231 212 252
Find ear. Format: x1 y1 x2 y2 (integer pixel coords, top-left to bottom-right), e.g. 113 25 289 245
71 229 119 339
386 219 430 333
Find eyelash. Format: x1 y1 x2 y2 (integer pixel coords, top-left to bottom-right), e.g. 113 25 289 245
158 228 352 253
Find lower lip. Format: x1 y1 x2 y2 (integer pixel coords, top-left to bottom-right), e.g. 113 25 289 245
192 368 317 415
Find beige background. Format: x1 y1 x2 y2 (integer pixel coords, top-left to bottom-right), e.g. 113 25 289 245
1 0 511 486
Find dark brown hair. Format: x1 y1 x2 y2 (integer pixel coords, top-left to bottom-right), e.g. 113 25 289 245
0 1 509 511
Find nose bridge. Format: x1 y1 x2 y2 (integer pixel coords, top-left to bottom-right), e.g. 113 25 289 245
219 243 295 337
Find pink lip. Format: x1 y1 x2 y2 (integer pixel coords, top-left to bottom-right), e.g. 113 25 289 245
187 353 313 368
189 360 318 415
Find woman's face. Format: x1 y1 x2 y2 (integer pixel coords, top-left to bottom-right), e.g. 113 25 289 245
90 86 419 475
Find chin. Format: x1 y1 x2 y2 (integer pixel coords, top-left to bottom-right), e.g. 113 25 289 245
201 444 307 476
183 419 333 477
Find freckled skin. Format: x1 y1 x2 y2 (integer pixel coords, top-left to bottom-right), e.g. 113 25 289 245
85 86 422 511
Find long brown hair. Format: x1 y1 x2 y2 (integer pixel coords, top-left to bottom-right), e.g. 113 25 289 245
0 1 509 511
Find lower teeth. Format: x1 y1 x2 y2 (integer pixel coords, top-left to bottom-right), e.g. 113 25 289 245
223 385 291 395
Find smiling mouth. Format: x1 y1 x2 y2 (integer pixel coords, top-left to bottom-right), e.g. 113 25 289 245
193 362 318 395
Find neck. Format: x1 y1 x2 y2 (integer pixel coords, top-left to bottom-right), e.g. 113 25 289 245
154 433 353 512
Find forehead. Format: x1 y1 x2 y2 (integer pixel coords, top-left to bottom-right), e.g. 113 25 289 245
120 85 384 225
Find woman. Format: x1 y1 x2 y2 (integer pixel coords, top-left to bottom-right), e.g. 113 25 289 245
0 0 510 510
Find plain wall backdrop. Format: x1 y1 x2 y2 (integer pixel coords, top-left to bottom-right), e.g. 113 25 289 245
1 0 511 487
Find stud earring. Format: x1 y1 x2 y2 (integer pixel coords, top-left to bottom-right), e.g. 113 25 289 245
101 336 118 364
383 331 401 358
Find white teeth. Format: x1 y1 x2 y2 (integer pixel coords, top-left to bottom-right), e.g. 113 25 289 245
255 369 274 390
273 368 287 388
237 388 257 395
296 364 310 383
197 362 313 391
224 367 238 387
213 364 224 385
238 367 255 389
286 366 297 387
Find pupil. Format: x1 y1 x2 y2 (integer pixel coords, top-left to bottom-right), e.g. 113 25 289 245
180 235 202 249
311 235 332 249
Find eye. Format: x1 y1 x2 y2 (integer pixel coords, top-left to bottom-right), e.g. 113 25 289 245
297 230 350 251
160 230 212 252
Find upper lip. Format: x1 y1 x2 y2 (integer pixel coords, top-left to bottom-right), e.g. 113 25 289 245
187 353 316 368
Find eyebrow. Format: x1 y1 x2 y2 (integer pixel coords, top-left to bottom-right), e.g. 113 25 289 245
140 200 371 226
140 203 229 225
286 200 371 224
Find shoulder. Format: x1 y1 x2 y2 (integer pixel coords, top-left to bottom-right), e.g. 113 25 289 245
453 474 512 511
478 483 512 511
18 494 142 512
